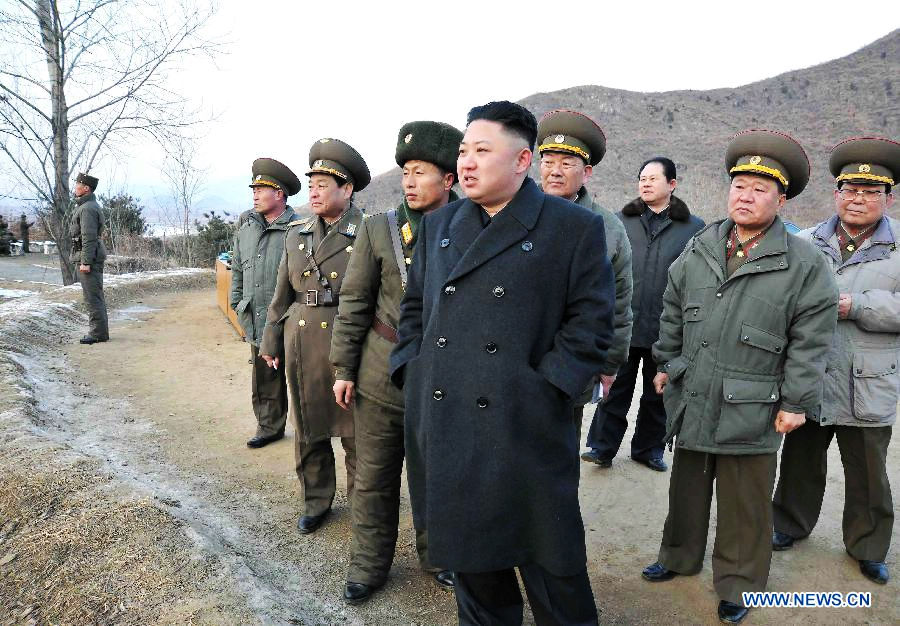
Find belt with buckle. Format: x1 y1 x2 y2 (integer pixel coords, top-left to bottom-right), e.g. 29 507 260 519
305 290 319 306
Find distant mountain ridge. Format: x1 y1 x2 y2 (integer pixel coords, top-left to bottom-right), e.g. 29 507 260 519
355 30 899 228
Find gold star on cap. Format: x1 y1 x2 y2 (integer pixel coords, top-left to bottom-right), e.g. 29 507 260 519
555 134 565 143
859 164 871 173
404 133 413 144
750 155 762 165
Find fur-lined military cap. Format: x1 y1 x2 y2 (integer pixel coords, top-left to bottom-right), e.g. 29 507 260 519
395 121 464 177
249 158 301 196
75 172 99 190
726 129 810 199
829 136 899 188
306 138 371 191
537 109 606 166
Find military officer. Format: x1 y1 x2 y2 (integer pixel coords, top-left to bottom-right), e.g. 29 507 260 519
331 121 462 604
230 158 300 448
71 172 109 344
391 101 615 625
260 138 370 535
641 130 838 624
773 136 900 586
536 109 633 440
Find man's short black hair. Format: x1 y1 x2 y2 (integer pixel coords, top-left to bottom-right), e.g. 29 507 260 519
639 157 677 182
466 101 537 150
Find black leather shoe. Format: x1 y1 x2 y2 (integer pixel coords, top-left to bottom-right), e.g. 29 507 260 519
717 600 749 624
581 450 612 468
633 456 668 472
772 531 795 551
859 560 889 584
433 570 455 590
79 336 107 344
246 431 285 448
343 582 373 604
297 510 329 534
642 562 678 582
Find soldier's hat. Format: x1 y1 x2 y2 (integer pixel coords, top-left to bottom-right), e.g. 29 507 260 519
307 138 371 191
726 129 810 199
249 158 301 196
395 121 464 178
536 109 606 166
75 172 99 190
829 136 899 188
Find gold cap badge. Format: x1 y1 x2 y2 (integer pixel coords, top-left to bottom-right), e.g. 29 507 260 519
749 155 762 165
859 164 871 173
319 138 330 143
404 133 413 144
555 134 565 143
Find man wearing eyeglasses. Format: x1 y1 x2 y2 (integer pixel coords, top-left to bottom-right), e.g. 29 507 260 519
772 136 899 586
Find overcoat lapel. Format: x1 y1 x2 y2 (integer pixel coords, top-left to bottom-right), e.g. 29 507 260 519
300 204 361 272
445 178 544 284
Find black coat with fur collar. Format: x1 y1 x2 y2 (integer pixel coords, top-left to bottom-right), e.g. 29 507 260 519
619 195 704 348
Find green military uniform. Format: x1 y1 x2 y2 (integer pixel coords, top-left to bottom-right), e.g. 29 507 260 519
535 110 634 438
231 158 301 443
774 137 900 584
649 130 838 609
260 139 370 524
71 173 109 342
330 121 462 590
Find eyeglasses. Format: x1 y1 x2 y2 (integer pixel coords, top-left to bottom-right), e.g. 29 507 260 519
838 189 886 202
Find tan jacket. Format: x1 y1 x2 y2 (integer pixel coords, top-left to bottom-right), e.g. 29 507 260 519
801 215 900 427
260 205 364 442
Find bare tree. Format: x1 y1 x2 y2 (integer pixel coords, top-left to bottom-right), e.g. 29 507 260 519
0 0 218 284
160 136 204 266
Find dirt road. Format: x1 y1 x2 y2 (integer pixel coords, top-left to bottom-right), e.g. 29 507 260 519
1 282 896 624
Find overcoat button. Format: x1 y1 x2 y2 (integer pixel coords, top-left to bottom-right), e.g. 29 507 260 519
690 391 697 397
716 292 722 298
856 369 862 374
742 335 750 341
770 394 777 400
320 321 328 329
493 286 505 297
433 390 444 400
440 238 450 248
330 271 338 279
303 271 311 277
477 397 489 408
727 393 734 400
445 285 456 294
299 320 306 327
521 241 533 251
485 342 497 354
774 347 782 353
437 337 447 347
701 341 708 347
346 245 353 253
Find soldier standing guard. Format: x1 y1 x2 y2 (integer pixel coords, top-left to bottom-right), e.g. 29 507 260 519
19 214 33 254
71 172 109 344
773 136 900 585
230 158 300 449
536 109 634 441
641 130 838 624
260 138 370 535
330 121 462 604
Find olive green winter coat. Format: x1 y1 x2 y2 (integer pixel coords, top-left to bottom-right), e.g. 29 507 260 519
653 216 839 455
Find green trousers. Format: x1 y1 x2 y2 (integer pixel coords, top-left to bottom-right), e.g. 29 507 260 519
77 263 108 340
774 421 893 561
295 429 356 518
249 344 288 438
658 447 777 605
348 394 430 586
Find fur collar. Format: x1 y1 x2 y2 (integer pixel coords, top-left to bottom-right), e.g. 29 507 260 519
621 194 690 221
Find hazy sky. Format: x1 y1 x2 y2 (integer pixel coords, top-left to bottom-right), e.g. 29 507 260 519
4 0 898 217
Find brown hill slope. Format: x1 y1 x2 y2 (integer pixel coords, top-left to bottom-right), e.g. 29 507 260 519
356 30 898 227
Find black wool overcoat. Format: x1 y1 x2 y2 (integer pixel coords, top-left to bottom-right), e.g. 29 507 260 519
390 177 615 575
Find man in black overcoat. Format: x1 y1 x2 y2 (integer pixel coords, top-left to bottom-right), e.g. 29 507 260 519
390 100 615 625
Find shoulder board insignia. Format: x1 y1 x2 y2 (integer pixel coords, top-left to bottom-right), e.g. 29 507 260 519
401 222 413 245
286 219 307 227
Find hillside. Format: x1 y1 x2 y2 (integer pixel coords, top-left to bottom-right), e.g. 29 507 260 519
356 30 899 227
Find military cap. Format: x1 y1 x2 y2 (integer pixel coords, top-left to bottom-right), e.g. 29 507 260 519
249 158 301 196
536 109 606 166
307 138 371 191
726 129 810 199
395 121 464 177
829 136 899 188
75 172 99 190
